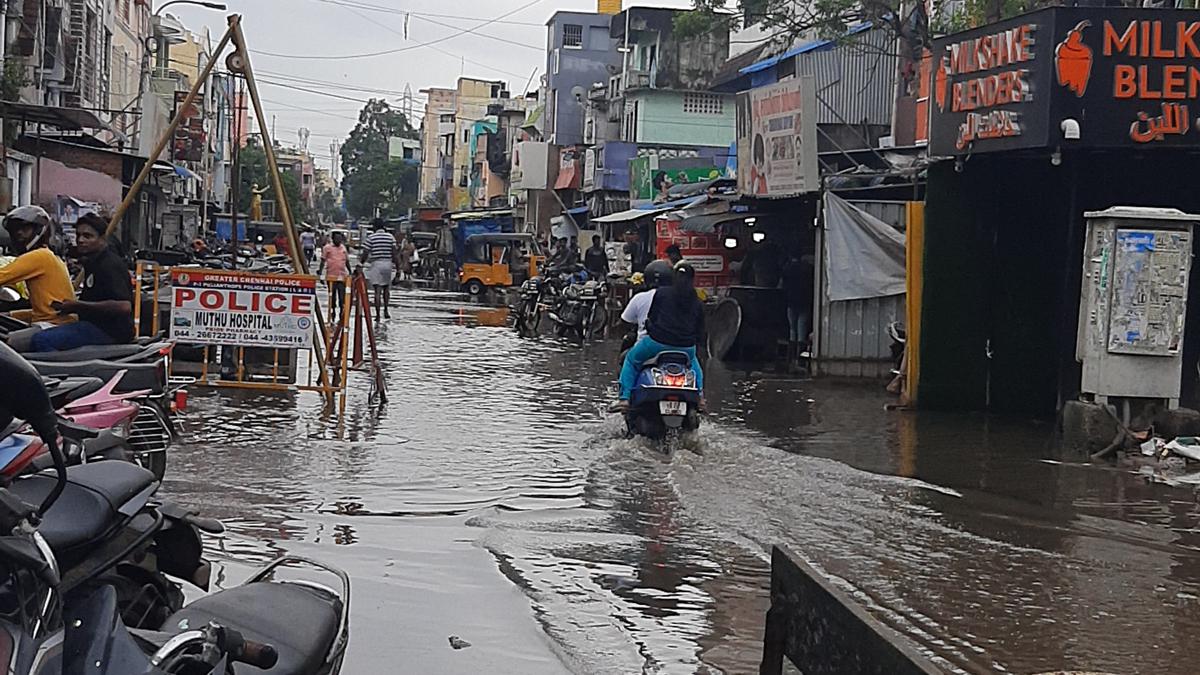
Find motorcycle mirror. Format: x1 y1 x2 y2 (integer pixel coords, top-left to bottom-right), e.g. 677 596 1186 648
0 342 67 514
0 342 55 440
0 287 19 303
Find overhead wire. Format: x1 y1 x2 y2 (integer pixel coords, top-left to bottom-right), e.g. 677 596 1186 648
249 0 545 60
314 0 545 26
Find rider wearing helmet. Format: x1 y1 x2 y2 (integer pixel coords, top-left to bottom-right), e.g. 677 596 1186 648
620 259 673 340
0 206 76 350
611 260 705 412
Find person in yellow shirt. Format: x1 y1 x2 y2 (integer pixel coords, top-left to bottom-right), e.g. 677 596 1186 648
0 206 76 351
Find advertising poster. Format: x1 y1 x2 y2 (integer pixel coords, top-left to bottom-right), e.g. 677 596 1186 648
654 217 733 291
1108 228 1190 356
169 269 317 349
172 91 206 163
737 76 819 198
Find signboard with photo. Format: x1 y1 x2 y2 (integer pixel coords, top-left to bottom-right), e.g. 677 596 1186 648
169 269 317 349
736 76 819 198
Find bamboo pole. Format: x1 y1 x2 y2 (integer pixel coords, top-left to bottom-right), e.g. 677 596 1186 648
104 18 238 239
228 17 333 395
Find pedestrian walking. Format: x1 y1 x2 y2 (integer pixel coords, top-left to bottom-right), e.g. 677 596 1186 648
363 219 398 320
781 252 815 367
301 228 316 262
319 231 350 322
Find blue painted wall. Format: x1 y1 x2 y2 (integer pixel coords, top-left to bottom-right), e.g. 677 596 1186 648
546 11 620 146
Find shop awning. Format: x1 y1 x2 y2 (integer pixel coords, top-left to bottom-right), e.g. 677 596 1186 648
152 161 200 181
679 212 767 234
0 101 109 130
592 206 671 223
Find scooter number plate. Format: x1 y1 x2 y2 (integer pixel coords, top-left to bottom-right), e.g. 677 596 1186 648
659 400 686 416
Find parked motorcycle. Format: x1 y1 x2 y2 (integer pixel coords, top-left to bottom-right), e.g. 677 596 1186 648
0 341 352 674
514 276 545 336
548 274 609 341
625 351 702 441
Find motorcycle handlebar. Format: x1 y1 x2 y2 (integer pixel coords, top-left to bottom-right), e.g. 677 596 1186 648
225 628 279 670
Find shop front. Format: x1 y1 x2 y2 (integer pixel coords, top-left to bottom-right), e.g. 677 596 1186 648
922 7 1200 414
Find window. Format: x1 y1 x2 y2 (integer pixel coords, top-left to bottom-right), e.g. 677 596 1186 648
589 25 608 50
683 93 724 115
463 129 469 143
562 24 583 48
777 56 796 80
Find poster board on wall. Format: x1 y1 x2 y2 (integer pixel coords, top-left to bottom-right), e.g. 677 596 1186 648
736 76 819 198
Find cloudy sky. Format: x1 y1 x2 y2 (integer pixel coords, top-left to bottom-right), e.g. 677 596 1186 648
166 0 695 172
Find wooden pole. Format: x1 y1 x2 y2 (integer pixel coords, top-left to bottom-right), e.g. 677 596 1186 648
104 17 238 239
228 17 333 395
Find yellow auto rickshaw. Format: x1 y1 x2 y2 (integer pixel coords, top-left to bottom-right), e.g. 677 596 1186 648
459 233 544 295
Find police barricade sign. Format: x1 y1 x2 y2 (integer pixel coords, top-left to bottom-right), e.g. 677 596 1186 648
169 269 316 349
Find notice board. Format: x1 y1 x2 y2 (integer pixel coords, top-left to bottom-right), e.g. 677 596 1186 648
1108 228 1190 356
169 269 316 349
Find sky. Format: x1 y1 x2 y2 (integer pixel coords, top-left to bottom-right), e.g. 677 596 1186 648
165 0 696 173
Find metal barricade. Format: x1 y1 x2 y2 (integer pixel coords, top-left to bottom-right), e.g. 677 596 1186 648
135 262 356 409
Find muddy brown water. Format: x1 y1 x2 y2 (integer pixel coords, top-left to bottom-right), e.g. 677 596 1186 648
167 290 1200 674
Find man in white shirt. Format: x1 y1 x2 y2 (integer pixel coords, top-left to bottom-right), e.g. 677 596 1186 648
619 259 673 341
621 287 656 338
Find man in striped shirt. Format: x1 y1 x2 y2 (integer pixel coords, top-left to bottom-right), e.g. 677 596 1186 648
364 219 398 320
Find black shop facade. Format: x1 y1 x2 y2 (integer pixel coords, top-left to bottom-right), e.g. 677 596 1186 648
921 6 1200 415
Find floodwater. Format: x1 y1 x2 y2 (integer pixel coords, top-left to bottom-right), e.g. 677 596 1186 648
168 289 1200 674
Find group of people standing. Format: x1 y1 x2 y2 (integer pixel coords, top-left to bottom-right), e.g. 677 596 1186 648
314 219 419 323
0 206 133 352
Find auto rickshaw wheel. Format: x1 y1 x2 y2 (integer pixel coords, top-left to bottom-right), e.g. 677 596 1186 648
465 279 485 296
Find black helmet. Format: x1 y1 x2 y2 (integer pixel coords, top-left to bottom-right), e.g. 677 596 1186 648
644 259 674 287
3 205 52 253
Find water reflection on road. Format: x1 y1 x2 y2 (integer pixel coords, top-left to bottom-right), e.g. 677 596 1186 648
169 289 1200 674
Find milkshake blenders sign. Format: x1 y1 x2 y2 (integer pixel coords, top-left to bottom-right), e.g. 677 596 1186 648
929 8 1200 155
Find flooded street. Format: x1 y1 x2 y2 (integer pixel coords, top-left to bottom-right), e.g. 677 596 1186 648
168 290 1200 674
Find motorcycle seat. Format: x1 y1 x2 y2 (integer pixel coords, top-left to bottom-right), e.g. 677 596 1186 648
29 360 164 395
642 351 692 368
9 461 157 552
24 342 166 363
166 582 342 675
45 376 106 407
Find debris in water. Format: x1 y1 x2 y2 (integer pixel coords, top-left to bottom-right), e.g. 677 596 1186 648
448 635 472 650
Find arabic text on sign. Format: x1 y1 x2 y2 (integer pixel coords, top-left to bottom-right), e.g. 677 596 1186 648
1129 102 1191 142
956 110 1022 149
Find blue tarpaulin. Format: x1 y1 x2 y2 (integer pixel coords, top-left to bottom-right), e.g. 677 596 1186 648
214 217 247 242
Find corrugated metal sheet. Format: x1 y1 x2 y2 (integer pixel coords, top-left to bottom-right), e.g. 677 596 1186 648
795 29 896 127
815 200 907 378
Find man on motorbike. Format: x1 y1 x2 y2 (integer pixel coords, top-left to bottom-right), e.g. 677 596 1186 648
31 213 133 351
0 205 77 351
611 261 705 412
620 259 672 340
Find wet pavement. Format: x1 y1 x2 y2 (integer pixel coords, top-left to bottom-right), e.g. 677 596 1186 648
169 289 1200 674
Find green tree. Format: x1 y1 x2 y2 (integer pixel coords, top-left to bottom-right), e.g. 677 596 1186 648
339 98 420 219
236 139 306 222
